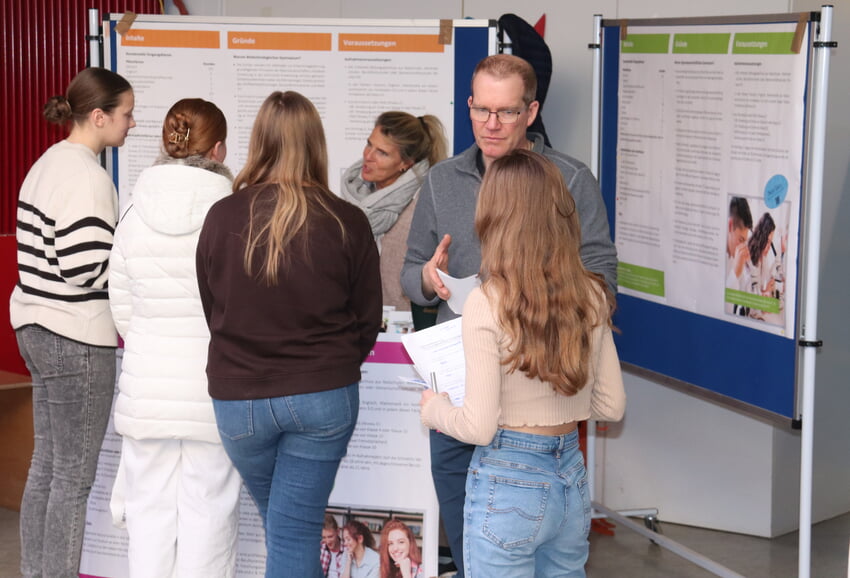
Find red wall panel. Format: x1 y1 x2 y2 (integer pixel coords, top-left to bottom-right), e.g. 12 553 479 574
1 1 160 372
1 0 161 234
0 235 27 374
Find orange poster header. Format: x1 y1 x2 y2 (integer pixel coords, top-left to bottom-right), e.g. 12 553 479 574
228 32 331 51
121 29 219 49
339 34 444 53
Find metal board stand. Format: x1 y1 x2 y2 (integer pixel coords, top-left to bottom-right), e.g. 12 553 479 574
592 502 746 578
587 8 835 578
795 6 834 577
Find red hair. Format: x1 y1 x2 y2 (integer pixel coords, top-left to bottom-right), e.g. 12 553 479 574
379 519 421 578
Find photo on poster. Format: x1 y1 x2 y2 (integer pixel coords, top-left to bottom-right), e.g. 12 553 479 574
323 506 427 578
382 307 415 334
724 194 790 327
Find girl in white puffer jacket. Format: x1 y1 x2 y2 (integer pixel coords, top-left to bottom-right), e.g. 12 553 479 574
108 98 241 578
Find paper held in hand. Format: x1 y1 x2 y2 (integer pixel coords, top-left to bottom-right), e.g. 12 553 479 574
436 269 480 314
401 317 466 406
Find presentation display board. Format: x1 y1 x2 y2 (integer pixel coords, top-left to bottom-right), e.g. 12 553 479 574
104 15 495 202
599 15 814 420
84 14 497 577
80 337 438 578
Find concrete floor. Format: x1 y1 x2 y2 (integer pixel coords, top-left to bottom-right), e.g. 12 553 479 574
585 513 850 577
0 507 847 577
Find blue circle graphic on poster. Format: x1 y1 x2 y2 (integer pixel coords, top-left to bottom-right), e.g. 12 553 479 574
764 175 788 209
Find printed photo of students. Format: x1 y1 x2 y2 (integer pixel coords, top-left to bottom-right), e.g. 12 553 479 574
743 212 777 321
321 513 347 578
725 196 753 315
725 195 790 325
379 518 423 578
341 520 379 578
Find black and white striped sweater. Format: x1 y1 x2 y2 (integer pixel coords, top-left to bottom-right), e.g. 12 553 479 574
10 139 119 346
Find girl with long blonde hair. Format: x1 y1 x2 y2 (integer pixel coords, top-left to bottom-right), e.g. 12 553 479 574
196 91 383 577
420 149 625 577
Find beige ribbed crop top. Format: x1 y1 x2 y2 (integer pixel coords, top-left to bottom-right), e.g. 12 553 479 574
420 287 625 446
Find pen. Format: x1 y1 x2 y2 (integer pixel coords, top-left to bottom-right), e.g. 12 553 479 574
430 371 440 394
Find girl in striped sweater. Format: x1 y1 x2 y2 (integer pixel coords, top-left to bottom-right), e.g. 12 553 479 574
10 67 135 578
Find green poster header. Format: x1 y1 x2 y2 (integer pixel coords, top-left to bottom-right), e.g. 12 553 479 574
621 34 669 54
732 32 797 54
618 262 665 297
672 33 731 54
724 289 781 314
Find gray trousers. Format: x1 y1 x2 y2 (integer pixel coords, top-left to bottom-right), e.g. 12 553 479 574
16 325 115 578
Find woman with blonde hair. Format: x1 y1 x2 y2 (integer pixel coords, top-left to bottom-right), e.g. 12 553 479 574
109 97 240 577
196 91 382 577
11 67 135 578
419 149 625 577
341 111 447 311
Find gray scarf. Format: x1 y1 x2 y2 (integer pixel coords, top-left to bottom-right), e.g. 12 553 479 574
340 158 429 238
153 152 233 180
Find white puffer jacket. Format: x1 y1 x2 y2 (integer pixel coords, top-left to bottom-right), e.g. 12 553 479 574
109 155 233 443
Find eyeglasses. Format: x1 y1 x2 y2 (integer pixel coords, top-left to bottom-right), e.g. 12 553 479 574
468 105 526 124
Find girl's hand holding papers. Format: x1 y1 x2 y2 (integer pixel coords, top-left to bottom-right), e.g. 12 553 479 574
419 388 448 410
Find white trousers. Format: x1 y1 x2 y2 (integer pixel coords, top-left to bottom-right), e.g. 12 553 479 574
118 437 242 578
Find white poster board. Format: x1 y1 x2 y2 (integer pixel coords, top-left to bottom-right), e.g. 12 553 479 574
613 22 807 338
600 16 812 419
85 15 496 576
103 15 494 202
81 336 439 577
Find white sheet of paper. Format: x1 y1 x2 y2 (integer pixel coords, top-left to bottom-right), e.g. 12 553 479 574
437 270 480 314
397 376 428 392
401 317 466 406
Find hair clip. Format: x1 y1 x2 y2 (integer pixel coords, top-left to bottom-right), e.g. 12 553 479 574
167 128 190 144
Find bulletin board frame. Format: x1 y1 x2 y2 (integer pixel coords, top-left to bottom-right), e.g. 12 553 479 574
598 12 820 423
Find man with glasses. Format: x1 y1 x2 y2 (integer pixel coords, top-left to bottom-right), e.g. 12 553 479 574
401 54 617 577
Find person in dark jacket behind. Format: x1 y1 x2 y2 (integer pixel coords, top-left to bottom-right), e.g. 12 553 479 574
196 90 383 578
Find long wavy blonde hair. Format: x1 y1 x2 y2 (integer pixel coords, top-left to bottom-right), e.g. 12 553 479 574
234 91 343 285
475 149 614 395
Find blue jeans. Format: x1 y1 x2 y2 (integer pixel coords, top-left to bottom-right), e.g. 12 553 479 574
430 430 475 578
463 429 591 578
213 384 359 578
16 325 116 578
